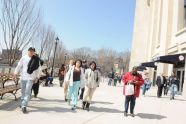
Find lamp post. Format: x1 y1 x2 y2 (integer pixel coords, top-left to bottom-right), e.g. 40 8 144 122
51 37 59 77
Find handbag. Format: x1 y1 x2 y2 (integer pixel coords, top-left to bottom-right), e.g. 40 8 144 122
125 83 134 95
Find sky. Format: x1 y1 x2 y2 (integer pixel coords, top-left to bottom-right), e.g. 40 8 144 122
38 0 136 52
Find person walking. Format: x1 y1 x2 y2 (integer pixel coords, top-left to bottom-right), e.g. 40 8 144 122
32 60 46 98
82 61 100 111
142 72 152 96
14 47 40 114
79 60 88 100
156 73 167 98
108 68 114 86
169 72 180 100
122 66 144 117
58 64 66 87
66 59 83 110
64 59 74 101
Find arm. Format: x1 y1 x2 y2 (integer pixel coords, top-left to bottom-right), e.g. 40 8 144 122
14 57 23 75
136 74 144 86
122 73 129 85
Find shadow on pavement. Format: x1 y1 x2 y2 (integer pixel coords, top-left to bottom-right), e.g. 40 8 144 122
90 106 123 113
91 101 114 105
136 113 166 120
0 100 19 111
31 97 65 103
29 106 76 113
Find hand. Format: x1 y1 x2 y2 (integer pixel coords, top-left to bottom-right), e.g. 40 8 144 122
13 74 17 80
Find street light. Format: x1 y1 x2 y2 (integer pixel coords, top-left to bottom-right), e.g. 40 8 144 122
51 37 59 77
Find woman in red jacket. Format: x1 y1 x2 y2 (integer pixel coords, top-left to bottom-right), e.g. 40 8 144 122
122 66 144 117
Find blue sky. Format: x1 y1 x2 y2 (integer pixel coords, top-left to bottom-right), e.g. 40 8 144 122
38 0 136 52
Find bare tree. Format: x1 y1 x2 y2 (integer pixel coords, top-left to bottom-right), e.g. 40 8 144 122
70 47 93 60
0 0 40 71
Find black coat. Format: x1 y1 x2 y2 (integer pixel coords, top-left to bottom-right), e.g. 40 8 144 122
27 55 40 74
156 76 167 87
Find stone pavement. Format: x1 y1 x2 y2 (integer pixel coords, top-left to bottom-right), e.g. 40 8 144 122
0 79 186 124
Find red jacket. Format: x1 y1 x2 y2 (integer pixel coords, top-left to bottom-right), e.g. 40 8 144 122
122 72 144 97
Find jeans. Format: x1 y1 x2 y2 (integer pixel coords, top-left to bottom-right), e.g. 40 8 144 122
124 95 136 114
68 81 81 107
21 80 33 108
170 84 177 99
142 84 147 95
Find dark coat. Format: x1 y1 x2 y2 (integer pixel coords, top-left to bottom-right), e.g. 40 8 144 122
156 76 167 87
27 55 40 74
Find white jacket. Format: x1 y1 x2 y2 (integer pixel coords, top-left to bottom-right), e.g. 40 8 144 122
65 66 83 86
14 55 40 81
85 68 101 88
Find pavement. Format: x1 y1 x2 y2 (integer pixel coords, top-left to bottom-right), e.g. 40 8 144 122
0 78 186 124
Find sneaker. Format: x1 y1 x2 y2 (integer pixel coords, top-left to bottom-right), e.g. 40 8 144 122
71 106 75 111
131 113 135 117
124 112 127 117
22 107 27 114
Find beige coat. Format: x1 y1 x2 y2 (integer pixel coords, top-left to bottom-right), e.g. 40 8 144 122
85 69 100 88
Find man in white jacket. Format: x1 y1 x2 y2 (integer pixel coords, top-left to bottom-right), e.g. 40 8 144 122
14 47 40 114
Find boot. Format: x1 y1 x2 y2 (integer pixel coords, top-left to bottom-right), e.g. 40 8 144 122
86 102 90 111
82 101 86 110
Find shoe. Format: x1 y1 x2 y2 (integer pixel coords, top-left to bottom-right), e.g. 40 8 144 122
131 113 135 117
86 103 90 111
22 107 27 114
82 101 86 110
124 112 127 117
34 94 37 98
71 106 75 110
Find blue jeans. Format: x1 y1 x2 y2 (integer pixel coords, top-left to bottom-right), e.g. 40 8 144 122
68 81 80 107
142 84 147 95
20 80 33 108
170 84 177 99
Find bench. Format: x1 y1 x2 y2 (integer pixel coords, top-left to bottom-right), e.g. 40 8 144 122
0 74 20 101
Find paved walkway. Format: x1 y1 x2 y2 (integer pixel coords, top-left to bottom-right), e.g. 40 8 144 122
0 79 186 124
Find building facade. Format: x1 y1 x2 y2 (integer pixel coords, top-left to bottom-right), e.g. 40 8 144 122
130 0 186 98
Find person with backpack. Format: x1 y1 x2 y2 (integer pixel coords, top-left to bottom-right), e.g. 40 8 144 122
14 47 40 114
82 61 100 111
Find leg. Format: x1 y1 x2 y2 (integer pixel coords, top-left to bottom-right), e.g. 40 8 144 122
124 96 131 113
22 80 33 108
157 87 160 97
130 95 136 115
83 86 90 109
80 87 85 100
142 84 146 95
159 85 163 97
20 80 26 107
34 82 39 97
70 81 80 108
86 88 96 111
87 88 96 103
